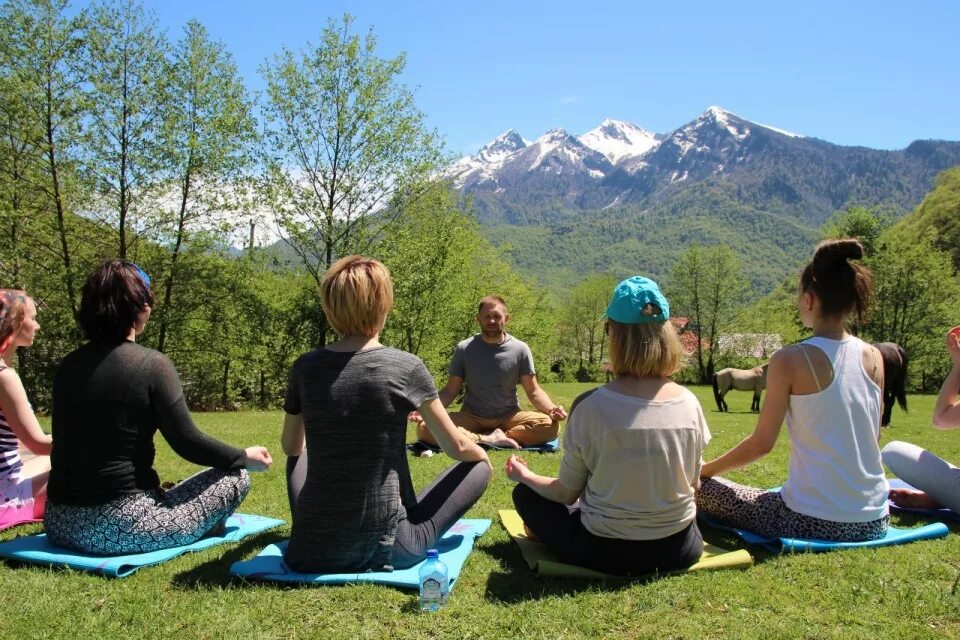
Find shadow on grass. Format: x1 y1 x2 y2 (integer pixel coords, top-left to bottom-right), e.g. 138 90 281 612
170 530 287 590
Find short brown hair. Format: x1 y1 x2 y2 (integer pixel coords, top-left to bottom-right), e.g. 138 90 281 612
321 256 393 338
477 295 507 314
607 318 685 378
78 261 154 342
799 238 872 325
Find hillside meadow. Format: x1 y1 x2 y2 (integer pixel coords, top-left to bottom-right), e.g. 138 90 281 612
1 384 958 639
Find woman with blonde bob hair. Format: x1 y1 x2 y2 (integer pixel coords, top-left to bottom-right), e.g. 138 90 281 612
282 256 491 572
504 276 710 575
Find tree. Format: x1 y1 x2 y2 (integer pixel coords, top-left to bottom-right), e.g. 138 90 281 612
668 244 748 383
153 19 257 352
557 274 617 379
0 0 87 320
259 14 444 342
82 0 168 259
863 229 960 390
819 205 890 257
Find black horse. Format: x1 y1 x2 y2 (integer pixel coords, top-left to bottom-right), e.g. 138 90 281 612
873 342 908 427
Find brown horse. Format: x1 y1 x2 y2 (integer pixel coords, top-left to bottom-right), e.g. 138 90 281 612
712 364 769 412
873 342 908 427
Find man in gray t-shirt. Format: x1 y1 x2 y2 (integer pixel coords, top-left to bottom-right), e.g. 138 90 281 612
414 296 567 449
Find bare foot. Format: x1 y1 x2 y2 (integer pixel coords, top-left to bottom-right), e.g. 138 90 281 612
480 428 521 449
523 523 542 542
203 516 228 538
889 488 942 510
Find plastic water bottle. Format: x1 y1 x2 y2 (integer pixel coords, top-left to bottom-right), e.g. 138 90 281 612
418 549 449 611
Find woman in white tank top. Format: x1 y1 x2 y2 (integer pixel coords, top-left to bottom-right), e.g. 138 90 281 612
696 239 890 542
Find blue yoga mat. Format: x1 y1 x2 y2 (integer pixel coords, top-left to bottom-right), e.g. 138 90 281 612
887 478 960 523
698 512 948 552
230 518 491 588
409 438 559 455
0 513 284 578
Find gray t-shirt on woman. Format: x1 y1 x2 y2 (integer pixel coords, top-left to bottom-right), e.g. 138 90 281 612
283 346 437 572
448 334 536 419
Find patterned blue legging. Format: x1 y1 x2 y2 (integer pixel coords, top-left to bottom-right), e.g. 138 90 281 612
44 468 249 555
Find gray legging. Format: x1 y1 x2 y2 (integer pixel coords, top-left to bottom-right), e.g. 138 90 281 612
881 440 960 513
286 451 491 569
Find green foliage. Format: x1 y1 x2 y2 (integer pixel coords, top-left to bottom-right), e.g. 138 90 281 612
483 183 817 295
897 166 960 271
863 229 960 390
819 205 891 256
82 0 169 258
555 274 617 380
258 14 444 298
668 244 749 383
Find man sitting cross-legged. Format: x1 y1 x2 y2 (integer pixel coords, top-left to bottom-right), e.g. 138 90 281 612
412 295 567 449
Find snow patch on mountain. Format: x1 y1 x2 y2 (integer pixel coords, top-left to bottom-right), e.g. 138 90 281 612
578 119 660 164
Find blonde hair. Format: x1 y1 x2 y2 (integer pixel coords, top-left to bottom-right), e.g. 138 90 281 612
320 256 393 338
607 317 685 378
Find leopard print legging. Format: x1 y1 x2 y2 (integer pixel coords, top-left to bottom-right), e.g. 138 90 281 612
44 468 250 554
696 477 888 542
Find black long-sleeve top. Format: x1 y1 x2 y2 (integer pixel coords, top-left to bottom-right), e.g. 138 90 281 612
48 341 245 505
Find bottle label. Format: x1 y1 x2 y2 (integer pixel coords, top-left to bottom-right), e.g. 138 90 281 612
422 578 443 602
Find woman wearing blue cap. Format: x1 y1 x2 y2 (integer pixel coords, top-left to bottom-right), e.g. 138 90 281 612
697 239 889 542
505 276 710 575
43 261 272 554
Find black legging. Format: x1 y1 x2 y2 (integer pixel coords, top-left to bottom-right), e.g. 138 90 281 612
513 483 703 576
286 451 491 569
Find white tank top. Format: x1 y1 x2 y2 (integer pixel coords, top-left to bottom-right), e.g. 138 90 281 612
780 336 889 523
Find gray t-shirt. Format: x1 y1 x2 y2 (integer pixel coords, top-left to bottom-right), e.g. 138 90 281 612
448 334 535 419
283 346 438 572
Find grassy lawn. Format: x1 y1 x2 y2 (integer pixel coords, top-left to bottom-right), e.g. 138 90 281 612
2 383 959 639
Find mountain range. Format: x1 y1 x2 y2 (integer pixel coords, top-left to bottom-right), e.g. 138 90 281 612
447 107 960 293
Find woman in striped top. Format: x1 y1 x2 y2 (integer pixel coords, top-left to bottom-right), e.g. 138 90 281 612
0 289 52 526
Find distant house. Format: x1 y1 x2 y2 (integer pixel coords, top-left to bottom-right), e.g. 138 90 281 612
670 317 709 355
716 333 782 359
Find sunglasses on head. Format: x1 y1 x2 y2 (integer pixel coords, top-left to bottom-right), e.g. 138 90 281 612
131 263 151 288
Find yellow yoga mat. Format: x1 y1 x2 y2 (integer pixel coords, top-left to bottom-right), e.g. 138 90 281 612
499 509 753 578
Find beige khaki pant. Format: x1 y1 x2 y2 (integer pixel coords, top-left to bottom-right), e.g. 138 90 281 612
416 409 558 447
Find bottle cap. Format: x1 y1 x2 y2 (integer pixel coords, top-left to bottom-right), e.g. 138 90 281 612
426 549 439 559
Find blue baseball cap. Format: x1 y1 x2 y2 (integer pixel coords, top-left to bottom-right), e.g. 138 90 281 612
605 276 669 324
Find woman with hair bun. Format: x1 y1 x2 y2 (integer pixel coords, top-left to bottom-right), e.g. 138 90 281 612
0 289 52 526
44 261 272 554
505 276 709 575
697 239 889 542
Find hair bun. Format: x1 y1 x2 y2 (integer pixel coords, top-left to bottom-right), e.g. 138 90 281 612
813 238 864 271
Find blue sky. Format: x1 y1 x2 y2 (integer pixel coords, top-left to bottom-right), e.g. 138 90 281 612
132 0 957 154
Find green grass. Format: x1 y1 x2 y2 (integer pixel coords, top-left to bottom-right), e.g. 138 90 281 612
3 384 960 639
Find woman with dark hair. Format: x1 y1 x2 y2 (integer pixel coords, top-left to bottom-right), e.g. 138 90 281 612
43 261 272 554
0 289 52 525
504 276 709 575
697 239 889 542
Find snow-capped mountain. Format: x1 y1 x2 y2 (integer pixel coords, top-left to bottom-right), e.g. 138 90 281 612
451 106 960 229
577 119 661 164
451 128 613 192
